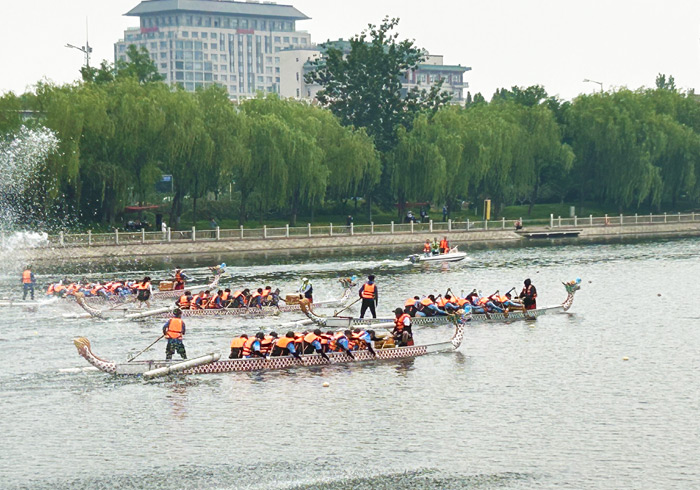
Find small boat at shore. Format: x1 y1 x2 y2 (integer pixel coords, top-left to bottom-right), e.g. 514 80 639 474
300 280 581 328
405 247 468 264
72 321 464 377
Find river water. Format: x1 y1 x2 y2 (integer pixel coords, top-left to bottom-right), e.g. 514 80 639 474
0 237 698 489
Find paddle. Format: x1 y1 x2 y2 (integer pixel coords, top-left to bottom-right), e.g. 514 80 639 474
334 297 360 316
128 334 165 362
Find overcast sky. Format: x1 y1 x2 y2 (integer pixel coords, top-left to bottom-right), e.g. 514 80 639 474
2 0 700 100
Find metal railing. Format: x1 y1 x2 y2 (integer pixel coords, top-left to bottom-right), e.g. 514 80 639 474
36 212 700 248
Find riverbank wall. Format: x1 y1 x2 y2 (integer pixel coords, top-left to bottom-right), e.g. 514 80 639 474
17 214 700 264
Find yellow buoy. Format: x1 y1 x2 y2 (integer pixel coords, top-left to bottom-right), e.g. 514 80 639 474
622 356 629 361
322 382 330 388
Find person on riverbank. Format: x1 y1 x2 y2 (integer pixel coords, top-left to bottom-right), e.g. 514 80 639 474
519 279 538 310
359 275 378 318
21 266 36 301
136 276 152 308
163 309 187 360
299 277 313 303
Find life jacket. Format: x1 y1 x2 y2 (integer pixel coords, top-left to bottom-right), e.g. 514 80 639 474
276 337 294 349
54 284 65 293
232 290 247 306
22 270 32 284
330 332 348 351
221 291 231 301
436 297 448 308
177 295 191 309
303 332 321 345
206 294 220 309
137 281 150 290
47 284 55 294
477 296 490 306
241 337 257 357
230 336 247 349
351 330 369 349
420 297 433 307
192 294 208 309
394 313 411 332
496 295 508 303
262 288 271 297
405 298 417 307
361 283 376 299
175 271 183 282
440 239 448 250
260 335 275 355
456 297 469 307
423 243 431 253
165 318 184 340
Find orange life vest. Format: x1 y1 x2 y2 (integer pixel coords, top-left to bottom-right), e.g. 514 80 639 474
260 336 275 355
477 297 490 306
175 271 183 282
230 336 247 349
440 239 448 250
304 332 321 344
423 243 431 253
276 337 294 350
137 281 150 290
178 295 190 309
420 297 433 306
221 291 231 301
242 337 257 357
165 318 184 340
394 313 411 332
22 270 32 284
436 297 448 307
405 298 417 307
361 283 376 299
330 332 347 351
206 294 220 309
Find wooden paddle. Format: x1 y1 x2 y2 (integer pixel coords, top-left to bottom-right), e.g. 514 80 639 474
334 297 360 316
128 334 165 362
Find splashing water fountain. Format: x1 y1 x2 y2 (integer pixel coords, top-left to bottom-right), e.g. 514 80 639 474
0 125 59 274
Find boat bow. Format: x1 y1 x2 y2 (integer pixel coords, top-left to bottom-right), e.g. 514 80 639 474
73 337 117 374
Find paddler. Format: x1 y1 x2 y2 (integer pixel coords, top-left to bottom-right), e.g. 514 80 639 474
271 331 301 359
136 276 153 309
519 279 538 310
302 329 330 360
351 328 376 356
241 332 266 358
299 277 313 303
330 330 354 359
163 308 187 360
176 291 192 310
21 265 36 300
229 334 248 359
191 290 210 310
358 275 378 319
393 308 413 346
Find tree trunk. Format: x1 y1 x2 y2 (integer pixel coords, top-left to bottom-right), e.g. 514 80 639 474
192 195 198 227
290 189 299 226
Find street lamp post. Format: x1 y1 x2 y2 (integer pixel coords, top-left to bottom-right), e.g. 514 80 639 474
66 18 92 68
583 78 603 92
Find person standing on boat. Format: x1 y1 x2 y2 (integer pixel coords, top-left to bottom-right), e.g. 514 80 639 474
299 277 313 303
173 268 191 290
439 236 449 254
136 277 153 309
163 309 187 360
21 266 36 301
359 275 378 319
519 279 537 310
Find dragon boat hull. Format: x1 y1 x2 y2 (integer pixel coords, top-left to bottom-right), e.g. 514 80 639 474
73 322 464 376
301 280 581 328
167 289 352 318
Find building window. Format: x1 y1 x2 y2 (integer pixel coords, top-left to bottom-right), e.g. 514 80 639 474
175 71 184 80
241 19 248 28
260 20 266 30
301 38 307 45
266 76 272 83
194 16 202 26
160 41 167 49
182 31 189 38
283 37 289 43
292 37 298 44
211 53 218 61
221 75 227 81
192 32 199 38
175 61 184 69
160 52 167 59
221 65 227 71
160 63 167 69
274 36 281 43
296 88 300 97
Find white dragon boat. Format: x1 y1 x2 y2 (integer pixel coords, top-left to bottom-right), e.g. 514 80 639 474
301 280 582 328
0 297 58 308
72 321 464 377
405 247 468 264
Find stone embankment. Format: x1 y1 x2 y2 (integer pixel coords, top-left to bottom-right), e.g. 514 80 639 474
20 218 700 264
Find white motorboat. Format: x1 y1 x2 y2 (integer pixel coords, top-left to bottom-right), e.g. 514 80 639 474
405 247 468 264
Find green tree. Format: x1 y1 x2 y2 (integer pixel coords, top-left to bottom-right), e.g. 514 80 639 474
115 45 164 84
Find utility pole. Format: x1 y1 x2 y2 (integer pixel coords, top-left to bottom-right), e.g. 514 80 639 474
66 18 92 68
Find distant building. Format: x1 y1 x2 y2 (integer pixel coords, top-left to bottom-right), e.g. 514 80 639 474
402 55 471 103
114 0 312 101
279 41 470 104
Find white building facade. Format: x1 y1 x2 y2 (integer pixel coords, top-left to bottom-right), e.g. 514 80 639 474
115 0 312 101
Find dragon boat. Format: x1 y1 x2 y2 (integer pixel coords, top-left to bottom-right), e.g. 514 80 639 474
72 321 464 377
301 279 582 328
159 288 353 318
74 275 223 304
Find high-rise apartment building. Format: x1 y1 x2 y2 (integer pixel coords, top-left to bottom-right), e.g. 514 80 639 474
115 0 311 101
